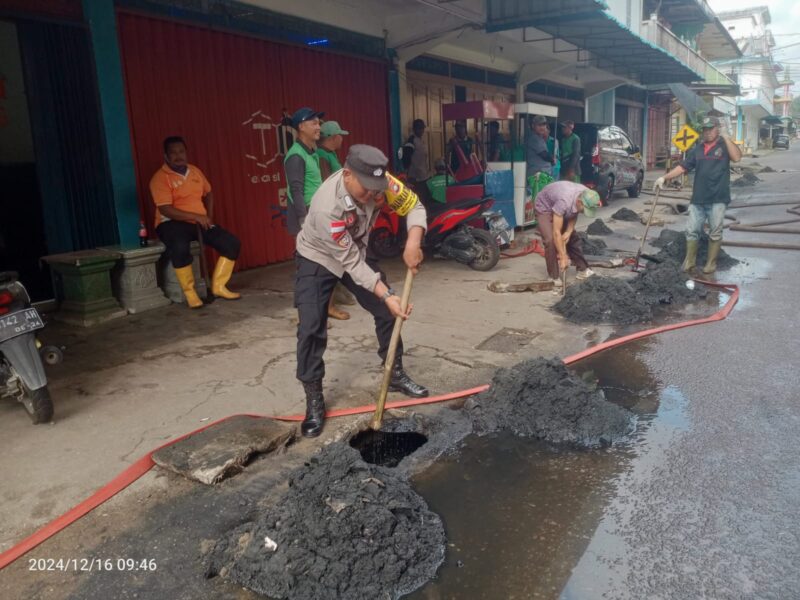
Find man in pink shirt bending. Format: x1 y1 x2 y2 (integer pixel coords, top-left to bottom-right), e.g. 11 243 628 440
534 181 601 291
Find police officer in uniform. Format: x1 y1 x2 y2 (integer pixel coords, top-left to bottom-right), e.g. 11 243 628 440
294 144 428 437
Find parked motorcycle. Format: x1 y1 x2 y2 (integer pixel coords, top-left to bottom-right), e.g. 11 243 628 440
369 197 510 271
0 271 54 423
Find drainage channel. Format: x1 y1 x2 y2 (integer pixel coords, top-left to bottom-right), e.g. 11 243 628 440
407 339 688 599
350 429 429 468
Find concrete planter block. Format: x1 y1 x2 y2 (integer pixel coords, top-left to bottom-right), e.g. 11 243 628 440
158 241 208 304
41 249 127 327
100 242 171 314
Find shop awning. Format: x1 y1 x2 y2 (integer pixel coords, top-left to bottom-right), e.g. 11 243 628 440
486 0 608 32
487 1 702 85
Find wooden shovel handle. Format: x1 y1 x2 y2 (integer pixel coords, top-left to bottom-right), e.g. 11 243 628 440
370 268 414 430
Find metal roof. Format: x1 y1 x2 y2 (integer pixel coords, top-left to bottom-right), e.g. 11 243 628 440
486 0 701 85
486 0 608 33
644 0 715 25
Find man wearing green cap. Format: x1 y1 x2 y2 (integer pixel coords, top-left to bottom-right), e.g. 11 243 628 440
534 180 601 290
317 120 349 179
316 120 353 319
654 115 742 273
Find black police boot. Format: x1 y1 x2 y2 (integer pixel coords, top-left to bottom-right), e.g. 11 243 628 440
389 359 429 398
301 380 326 438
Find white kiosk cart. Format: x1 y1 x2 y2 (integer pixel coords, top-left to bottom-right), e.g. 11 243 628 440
511 102 559 227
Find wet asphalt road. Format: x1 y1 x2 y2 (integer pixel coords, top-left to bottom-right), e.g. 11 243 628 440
560 147 800 599
3 148 798 600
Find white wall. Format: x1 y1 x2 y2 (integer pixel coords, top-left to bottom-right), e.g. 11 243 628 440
605 0 642 33
0 21 35 164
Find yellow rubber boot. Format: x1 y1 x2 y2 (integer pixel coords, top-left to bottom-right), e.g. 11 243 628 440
212 257 241 300
682 239 699 273
703 240 722 274
174 266 203 308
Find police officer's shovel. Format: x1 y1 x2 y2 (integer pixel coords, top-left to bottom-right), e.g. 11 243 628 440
370 268 415 430
195 223 215 303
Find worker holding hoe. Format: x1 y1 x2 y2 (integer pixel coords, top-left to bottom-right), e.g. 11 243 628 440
534 180 601 292
294 144 429 438
654 115 742 274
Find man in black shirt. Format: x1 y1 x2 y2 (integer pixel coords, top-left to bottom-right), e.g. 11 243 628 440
654 116 742 273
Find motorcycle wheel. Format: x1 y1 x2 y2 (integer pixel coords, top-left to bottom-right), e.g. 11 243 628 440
20 384 54 424
368 227 403 259
467 228 500 271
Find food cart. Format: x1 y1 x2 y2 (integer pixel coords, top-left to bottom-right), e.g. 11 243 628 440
440 100 517 238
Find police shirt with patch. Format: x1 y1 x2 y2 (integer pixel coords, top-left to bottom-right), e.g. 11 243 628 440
295 171 427 291
680 137 732 205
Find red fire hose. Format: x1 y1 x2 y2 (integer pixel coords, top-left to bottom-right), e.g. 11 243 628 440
0 280 738 570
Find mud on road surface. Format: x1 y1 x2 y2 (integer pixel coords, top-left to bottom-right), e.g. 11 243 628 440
556 228 735 325
576 232 608 256
205 443 446 600
466 358 633 447
586 219 614 235
651 229 739 270
204 355 637 599
611 207 640 222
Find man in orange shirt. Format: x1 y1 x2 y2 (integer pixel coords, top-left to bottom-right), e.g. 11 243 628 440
149 136 241 308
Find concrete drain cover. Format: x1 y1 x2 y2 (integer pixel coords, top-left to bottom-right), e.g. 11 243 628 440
476 328 541 353
152 416 295 485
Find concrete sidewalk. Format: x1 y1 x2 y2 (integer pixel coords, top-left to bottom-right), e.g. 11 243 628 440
0 190 689 554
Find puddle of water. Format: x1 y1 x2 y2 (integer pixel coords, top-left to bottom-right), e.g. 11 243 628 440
409 343 691 600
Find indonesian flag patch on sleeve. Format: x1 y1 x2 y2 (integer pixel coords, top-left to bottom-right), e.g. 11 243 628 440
330 220 346 240
330 220 351 248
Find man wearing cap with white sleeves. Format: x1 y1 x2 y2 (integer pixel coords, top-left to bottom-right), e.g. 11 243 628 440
293 144 429 437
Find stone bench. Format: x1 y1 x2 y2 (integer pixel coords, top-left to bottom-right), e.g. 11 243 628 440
99 242 171 314
41 249 127 327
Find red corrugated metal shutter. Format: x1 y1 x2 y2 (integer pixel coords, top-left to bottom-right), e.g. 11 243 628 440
117 12 390 269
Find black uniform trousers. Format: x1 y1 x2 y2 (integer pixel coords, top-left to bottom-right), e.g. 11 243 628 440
156 220 241 269
294 253 401 383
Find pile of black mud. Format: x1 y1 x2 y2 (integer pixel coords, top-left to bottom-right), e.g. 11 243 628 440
554 254 710 324
633 260 707 305
577 231 607 255
651 228 739 270
611 207 640 221
759 165 776 173
731 171 760 187
466 358 633 446
554 276 652 324
586 219 614 235
205 443 445 600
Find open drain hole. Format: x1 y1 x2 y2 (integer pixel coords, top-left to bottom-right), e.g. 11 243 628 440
349 430 428 467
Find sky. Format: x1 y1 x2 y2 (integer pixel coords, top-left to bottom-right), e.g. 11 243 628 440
708 0 800 93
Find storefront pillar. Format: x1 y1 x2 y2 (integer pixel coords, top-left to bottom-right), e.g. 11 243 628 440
82 0 140 247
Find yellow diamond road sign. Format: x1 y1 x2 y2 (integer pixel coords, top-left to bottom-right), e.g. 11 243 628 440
672 124 699 152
